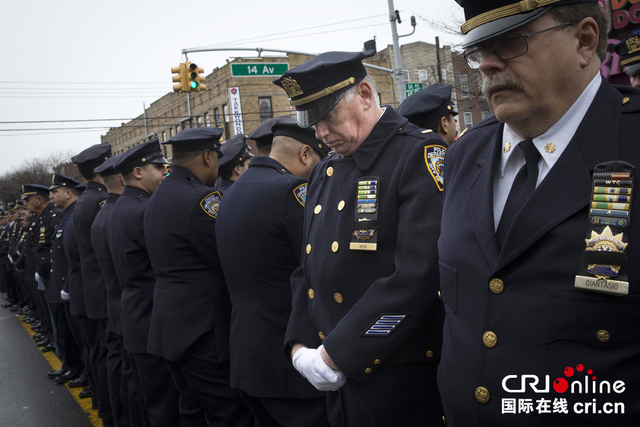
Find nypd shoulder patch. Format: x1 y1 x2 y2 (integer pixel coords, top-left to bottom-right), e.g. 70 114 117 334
424 145 446 192
200 191 222 219
293 183 307 207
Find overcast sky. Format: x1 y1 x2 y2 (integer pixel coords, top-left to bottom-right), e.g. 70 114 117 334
0 0 463 176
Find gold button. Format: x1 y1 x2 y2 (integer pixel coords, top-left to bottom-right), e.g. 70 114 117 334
475 386 490 403
437 291 442 300
314 205 322 214
338 200 345 211
326 167 334 177
426 350 434 358
308 289 314 299
374 359 381 365
597 329 610 343
306 244 311 254
442 415 447 425
483 331 498 348
622 97 630 105
318 331 325 340
50 269 53 273
331 241 339 252
365 367 372 374
141 157 146 162
334 293 343 303
489 278 504 294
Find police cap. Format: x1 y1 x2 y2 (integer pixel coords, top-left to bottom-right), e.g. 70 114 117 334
614 31 640 75
164 127 224 156
397 84 458 129
272 116 331 158
49 173 80 191
94 153 123 177
273 49 376 128
456 0 598 48
21 184 50 200
218 134 254 172
71 143 112 169
115 138 169 175
247 117 278 148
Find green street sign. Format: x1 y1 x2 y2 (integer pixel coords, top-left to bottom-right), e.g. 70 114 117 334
231 63 289 77
405 82 423 97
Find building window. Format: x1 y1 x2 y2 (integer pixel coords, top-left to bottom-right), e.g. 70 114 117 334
460 74 469 95
214 108 220 127
204 113 210 127
162 131 167 142
169 128 175 137
418 69 428 83
482 110 491 120
403 69 409 82
259 97 273 120
441 70 447 82
223 104 231 139
463 112 474 128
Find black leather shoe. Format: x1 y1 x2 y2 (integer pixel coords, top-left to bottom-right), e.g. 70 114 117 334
41 343 55 353
9 305 21 312
68 374 88 388
48 368 67 378
1 302 13 308
36 338 50 347
33 333 44 341
55 371 78 384
78 389 91 398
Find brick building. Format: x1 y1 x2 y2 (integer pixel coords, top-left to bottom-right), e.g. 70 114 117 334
101 51 395 157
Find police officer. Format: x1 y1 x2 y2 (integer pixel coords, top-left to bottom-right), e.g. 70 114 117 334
614 30 640 88
107 139 188 427
47 174 84 383
71 143 113 424
212 133 254 194
247 117 278 156
144 127 253 426
397 83 458 145
439 1 640 424
216 117 331 426
21 184 60 352
90 153 133 427
273 50 446 426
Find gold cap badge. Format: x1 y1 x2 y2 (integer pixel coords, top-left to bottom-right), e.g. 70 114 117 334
281 77 303 98
626 36 640 55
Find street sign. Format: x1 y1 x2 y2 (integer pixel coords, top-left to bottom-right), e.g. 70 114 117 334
405 82 423 97
231 63 289 77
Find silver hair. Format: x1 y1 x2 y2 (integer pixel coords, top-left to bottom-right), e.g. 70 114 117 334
343 75 379 105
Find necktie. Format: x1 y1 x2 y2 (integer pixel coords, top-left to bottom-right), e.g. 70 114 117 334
496 139 540 248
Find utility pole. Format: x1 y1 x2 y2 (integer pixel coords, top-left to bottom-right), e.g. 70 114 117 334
436 37 442 84
388 0 405 103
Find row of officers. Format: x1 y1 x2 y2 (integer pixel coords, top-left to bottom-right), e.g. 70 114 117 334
0 54 462 427
3 2 640 424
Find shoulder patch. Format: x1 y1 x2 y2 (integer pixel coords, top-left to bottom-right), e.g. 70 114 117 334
424 145 446 192
200 191 222 219
293 183 307 207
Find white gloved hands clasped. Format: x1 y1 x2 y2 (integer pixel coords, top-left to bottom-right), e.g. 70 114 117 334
292 345 347 391
60 290 70 301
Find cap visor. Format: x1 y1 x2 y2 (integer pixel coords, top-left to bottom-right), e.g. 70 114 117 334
626 63 640 75
296 93 344 128
462 7 549 48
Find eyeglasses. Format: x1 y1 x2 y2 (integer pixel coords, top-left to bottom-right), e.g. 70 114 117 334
463 22 571 70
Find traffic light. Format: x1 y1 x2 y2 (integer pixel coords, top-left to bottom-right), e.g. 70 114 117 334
171 63 188 92
187 63 207 91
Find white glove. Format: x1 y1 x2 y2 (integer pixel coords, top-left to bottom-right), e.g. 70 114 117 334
7 254 13 264
35 272 40 282
60 290 70 301
292 345 347 391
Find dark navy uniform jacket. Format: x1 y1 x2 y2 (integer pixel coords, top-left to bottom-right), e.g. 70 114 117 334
438 78 640 425
63 216 85 316
108 186 155 354
216 156 324 399
212 178 234 195
285 108 446 381
48 201 75 303
74 181 108 320
91 193 122 336
145 166 231 362
34 203 61 284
